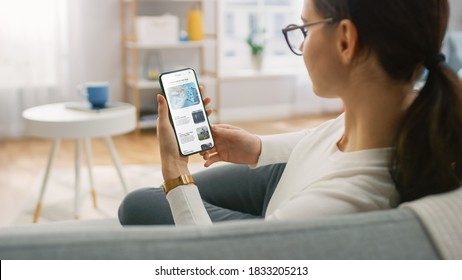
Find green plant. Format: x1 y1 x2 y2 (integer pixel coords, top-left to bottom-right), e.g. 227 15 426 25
246 30 265 56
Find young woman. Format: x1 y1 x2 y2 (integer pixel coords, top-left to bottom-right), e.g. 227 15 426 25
118 0 462 226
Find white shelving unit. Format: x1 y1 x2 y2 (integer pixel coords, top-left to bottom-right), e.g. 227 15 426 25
121 0 319 127
120 0 219 132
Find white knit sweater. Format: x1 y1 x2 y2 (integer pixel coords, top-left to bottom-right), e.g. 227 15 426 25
167 114 398 224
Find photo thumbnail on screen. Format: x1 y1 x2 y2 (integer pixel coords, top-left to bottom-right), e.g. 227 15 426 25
196 126 211 141
192 109 206 124
166 82 200 110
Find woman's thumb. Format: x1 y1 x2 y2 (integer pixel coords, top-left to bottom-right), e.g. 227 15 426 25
157 94 168 117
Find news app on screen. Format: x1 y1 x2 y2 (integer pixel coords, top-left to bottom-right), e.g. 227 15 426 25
160 69 214 156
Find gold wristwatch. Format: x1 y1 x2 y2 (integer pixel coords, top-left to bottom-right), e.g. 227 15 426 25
163 174 195 193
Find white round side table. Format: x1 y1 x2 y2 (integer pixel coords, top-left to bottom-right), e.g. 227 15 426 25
23 102 136 222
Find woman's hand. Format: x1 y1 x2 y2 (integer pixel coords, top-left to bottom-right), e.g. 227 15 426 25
200 93 261 167
156 94 190 181
202 124 262 167
158 88 261 173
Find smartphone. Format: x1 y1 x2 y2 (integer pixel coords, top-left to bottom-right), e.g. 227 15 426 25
159 68 215 156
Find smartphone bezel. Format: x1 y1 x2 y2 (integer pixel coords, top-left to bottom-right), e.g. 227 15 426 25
159 68 215 156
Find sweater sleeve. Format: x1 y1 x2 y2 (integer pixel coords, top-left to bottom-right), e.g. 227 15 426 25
254 129 312 168
166 184 213 226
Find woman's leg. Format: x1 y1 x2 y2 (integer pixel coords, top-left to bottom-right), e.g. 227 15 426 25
118 163 286 225
118 187 174 225
195 163 286 219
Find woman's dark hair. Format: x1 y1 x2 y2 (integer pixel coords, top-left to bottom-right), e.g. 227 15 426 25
314 0 462 202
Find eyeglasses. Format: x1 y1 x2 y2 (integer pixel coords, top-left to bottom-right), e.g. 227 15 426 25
282 18 333 56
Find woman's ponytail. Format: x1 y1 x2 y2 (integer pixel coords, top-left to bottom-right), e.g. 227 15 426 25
392 59 462 202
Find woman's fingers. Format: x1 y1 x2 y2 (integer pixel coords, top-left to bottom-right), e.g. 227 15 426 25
200 147 217 158
203 96 211 106
204 153 221 167
201 96 213 117
212 123 241 131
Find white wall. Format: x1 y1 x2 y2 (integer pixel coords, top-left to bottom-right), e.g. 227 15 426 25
449 0 462 30
67 0 123 103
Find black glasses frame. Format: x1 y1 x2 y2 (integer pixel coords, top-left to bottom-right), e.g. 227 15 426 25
282 18 334 56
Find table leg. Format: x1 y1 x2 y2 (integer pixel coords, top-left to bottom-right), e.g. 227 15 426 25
84 138 97 208
74 139 81 220
32 139 61 223
104 136 128 194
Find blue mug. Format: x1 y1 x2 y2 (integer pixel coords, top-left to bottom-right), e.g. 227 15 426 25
78 82 109 108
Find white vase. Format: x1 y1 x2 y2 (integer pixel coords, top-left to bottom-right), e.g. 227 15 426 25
251 54 263 71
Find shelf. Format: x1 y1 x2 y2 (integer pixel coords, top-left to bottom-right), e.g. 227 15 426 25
139 113 158 129
127 71 295 89
128 75 216 89
124 0 206 3
127 79 160 89
220 68 300 81
125 39 216 50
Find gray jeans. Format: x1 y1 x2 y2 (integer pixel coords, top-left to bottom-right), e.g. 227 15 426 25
118 163 286 225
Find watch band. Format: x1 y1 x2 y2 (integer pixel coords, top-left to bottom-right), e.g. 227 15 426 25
163 174 195 193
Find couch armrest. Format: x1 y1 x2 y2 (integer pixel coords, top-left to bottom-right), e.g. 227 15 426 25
0 209 439 260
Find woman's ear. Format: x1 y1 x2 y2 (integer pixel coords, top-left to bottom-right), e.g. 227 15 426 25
336 19 359 64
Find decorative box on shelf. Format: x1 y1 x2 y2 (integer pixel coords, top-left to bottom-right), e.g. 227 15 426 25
136 14 179 45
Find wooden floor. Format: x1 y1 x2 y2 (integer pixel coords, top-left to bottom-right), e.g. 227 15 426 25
0 113 339 225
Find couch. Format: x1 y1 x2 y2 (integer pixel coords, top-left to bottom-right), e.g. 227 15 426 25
444 31 462 74
0 207 439 260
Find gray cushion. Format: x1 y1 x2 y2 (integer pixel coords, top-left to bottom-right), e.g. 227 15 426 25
0 208 439 260
445 31 462 72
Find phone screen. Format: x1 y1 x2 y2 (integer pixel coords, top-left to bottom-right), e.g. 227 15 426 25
159 68 215 156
